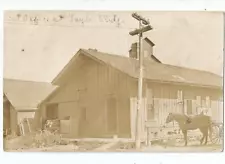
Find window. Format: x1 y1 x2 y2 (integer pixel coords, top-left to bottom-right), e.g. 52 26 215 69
195 96 203 114
177 90 183 102
206 96 211 108
201 99 206 108
196 96 202 107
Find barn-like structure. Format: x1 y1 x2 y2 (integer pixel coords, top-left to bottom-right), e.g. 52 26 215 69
34 38 223 139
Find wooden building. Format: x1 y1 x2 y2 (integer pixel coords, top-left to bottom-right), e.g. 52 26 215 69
3 78 57 135
37 37 223 139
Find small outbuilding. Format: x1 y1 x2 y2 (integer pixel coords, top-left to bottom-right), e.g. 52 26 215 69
3 78 57 135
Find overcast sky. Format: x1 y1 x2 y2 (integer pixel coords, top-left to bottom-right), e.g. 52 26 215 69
4 11 224 82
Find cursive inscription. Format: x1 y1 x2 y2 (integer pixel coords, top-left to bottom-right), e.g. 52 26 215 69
6 12 125 28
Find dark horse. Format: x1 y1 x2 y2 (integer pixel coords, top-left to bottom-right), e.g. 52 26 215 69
165 112 213 146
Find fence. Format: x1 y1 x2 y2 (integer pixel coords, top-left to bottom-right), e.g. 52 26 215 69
130 97 223 143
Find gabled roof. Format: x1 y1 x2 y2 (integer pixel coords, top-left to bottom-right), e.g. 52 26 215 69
52 49 223 89
3 78 58 111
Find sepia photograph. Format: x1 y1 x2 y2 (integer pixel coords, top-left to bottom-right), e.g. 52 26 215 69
2 10 224 152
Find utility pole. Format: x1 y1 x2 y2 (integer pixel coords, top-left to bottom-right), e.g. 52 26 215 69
129 13 153 149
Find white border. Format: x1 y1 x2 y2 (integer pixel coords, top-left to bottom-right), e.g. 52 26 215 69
0 0 224 164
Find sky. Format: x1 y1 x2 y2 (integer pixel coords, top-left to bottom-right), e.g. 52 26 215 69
3 11 224 82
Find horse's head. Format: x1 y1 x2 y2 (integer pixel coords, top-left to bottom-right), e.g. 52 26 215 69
165 113 174 123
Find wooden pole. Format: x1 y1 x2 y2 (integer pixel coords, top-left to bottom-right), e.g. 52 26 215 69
135 20 143 149
129 13 153 150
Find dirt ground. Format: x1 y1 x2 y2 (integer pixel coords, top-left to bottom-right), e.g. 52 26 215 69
106 140 223 152
3 136 108 152
3 132 223 152
5 144 223 152
4 140 223 152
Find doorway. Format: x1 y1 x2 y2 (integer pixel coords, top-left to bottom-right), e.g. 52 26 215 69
106 97 118 133
46 103 58 119
79 106 87 136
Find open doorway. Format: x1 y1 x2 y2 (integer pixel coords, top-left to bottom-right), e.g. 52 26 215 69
106 96 118 134
46 103 58 119
79 106 87 137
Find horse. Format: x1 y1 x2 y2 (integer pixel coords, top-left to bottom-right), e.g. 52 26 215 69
165 112 213 146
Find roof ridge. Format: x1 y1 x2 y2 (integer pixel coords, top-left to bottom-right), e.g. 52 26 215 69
52 48 222 88
82 48 143 67
84 49 221 77
82 48 136 59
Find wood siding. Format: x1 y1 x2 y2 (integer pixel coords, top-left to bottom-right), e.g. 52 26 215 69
42 54 132 138
3 101 11 130
10 105 18 135
144 82 223 127
41 54 223 139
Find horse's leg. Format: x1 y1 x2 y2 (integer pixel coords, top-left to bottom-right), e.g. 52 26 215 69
199 128 206 145
204 127 208 145
200 127 209 145
182 130 188 146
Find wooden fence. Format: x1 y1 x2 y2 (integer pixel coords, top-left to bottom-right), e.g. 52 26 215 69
130 97 223 142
